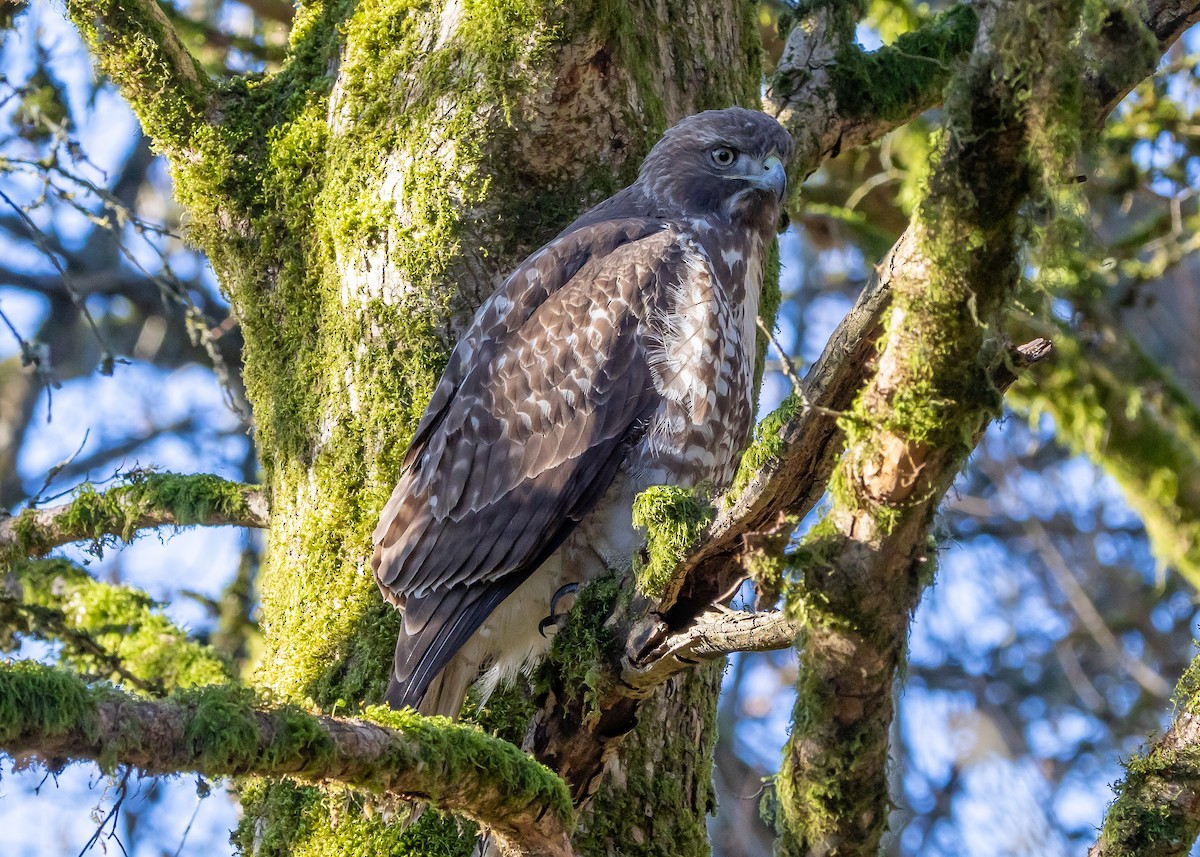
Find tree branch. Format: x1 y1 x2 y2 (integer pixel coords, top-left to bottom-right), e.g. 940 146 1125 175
64 0 214 156
766 3 979 178
767 0 1080 848
766 0 1200 182
0 472 268 560
1090 671 1200 856
1085 0 1200 120
0 661 574 857
619 609 800 694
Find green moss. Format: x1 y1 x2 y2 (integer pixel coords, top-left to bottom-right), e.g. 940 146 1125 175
830 4 978 123
1094 743 1200 857
364 705 573 822
177 683 269 770
4 472 262 567
791 0 867 42
632 486 715 600
577 663 721 857
1173 646 1200 718
66 0 213 155
729 393 803 502
774 647 889 855
539 574 621 712
235 780 478 857
0 659 96 743
12 558 232 692
467 683 538 746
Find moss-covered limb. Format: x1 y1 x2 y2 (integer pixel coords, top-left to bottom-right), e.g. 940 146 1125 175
0 472 268 563
1090 657 1200 857
1011 318 1200 588
632 486 714 602
1085 0 1200 120
64 0 213 155
4 558 232 693
772 0 1084 852
767 0 1194 184
0 661 574 856
766 3 978 179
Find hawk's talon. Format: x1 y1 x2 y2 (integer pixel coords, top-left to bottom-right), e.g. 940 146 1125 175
538 583 580 638
550 582 579 616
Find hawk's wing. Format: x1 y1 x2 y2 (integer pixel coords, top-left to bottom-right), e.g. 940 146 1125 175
372 217 685 708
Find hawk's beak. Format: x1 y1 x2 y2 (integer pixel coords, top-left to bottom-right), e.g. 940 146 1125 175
750 154 787 202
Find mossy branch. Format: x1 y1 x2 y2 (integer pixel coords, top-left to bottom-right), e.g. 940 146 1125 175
1085 0 1200 119
0 472 268 562
769 0 1083 851
2 558 232 694
64 0 214 155
766 0 1200 182
0 661 574 856
766 3 979 179
1090 654 1200 857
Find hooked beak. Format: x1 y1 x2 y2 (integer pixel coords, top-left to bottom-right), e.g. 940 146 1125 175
754 154 787 202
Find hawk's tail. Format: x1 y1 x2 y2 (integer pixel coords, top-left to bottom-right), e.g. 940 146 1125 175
384 656 476 718
383 579 518 717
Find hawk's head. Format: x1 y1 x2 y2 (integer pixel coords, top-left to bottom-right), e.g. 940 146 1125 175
637 107 793 231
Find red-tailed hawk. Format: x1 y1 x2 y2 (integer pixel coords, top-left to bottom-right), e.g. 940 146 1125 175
373 107 793 715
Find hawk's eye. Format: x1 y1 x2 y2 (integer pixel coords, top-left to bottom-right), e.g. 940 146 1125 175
710 147 735 168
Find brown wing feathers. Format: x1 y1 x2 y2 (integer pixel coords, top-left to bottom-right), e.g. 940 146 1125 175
372 222 671 708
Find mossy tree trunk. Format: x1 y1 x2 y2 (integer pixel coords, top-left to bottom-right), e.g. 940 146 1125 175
66 0 761 853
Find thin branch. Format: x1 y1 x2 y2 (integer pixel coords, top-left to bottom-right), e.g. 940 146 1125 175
766 0 1200 182
0 662 574 857
766 4 979 179
619 609 800 695
0 472 268 559
3 557 232 692
1024 511 1171 699
2 598 168 696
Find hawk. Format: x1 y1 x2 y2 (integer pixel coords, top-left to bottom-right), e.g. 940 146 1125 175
373 107 793 716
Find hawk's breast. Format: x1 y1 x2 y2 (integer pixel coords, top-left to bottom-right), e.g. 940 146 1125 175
633 229 762 491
